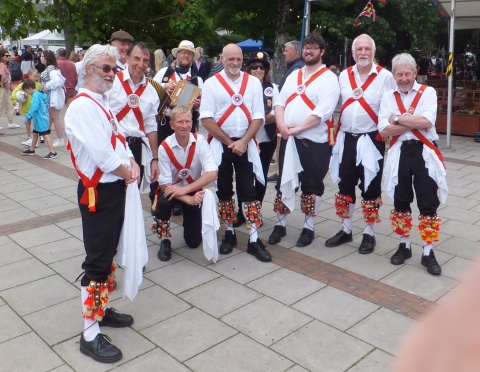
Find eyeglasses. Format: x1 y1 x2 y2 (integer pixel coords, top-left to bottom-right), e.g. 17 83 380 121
4 55 10 57
302 46 320 52
91 64 119 74
251 65 265 71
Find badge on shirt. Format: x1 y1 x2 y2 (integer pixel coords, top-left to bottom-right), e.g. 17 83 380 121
264 87 273 97
232 94 243 106
179 168 190 180
408 106 415 115
352 87 364 99
110 119 118 135
128 94 140 108
296 84 306 95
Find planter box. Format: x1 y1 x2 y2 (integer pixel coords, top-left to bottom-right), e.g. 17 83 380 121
436 112 480 137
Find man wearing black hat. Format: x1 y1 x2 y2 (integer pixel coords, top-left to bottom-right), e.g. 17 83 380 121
234 51 279 227
110 30 134 71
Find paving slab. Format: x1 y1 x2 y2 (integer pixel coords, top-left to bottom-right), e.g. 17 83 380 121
142 307 237 362
0 305 32 343
247 267 325 306
145 259 220 294
223 296 312 346
272 320 374 372
0 274 78 316
0 258 54 291
179 276 261 318
185 333 294 372
114 348 191 372
347 349 394 372
347 308 416 355
27 236 84 264
8 224 72 248
293 286 379 331
0 241 32 266
0 332 64 371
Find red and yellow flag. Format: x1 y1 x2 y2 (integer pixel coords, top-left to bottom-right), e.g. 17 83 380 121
355 1 376 25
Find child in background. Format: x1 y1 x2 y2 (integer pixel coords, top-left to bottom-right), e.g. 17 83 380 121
11 68 41 147
20 79 57 159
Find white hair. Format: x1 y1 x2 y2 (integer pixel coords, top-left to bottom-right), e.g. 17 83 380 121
351 34 376 53
82 44 119 73
392 53 416 73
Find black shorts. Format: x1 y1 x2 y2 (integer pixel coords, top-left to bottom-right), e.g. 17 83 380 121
33 129 51 136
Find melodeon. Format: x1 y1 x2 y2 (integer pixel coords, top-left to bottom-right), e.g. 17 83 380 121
148 78 171 123
170 79 201 111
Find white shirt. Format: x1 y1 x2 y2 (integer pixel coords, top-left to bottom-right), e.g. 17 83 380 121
109 69 159 137
159 133 217 186
75 60 85 91
65 88 133 183
378 81 438 142
275 65 340 143
339 64 395 133
199 70 265 138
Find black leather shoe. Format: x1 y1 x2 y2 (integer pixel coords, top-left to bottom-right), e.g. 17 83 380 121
233 211 245 228
390 243 412 265
325 230 352 247
267 173 279 182
98 308 134 328
220 230 237 254
421 251 442 275
247 239 272 262
268 225 286 244
296 228 314 247
358 234 376 254
158 240 172 261
172 203 182 216
80 333 122 363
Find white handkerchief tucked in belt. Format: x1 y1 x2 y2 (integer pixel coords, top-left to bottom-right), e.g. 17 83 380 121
209 138 223 167
116 183 149 300
280 136 303 211
140 136 153 192
201 189 219 263
423 146 448 204
247 139 265 185
382 141 401 201
330 131 345 183
356 134 383 192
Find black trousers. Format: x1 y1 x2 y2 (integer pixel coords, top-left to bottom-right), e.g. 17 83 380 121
255 137 277 203
394 141 440 215
338 132 385 204
217 144 257 201
127 139 144 186
79 180 125 286
154 191 202 248
276 137 332 196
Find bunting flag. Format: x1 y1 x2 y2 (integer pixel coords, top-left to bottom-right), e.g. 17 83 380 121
355 1 376 25
379 0 386 3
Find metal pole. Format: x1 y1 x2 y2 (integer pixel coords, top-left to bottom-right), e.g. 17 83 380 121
344 37 348 70
446 0 455 150
301 0 308 46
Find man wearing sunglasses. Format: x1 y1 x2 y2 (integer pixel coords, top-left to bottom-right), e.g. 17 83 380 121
269 32 340 248
65 44 141 363
110 42 160 191
326 34 395 254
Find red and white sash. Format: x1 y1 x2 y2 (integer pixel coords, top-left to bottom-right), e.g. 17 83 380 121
161 134 198 184
115 71 148 133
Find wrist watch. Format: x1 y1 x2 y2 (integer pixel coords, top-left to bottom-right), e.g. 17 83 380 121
393 115 399 124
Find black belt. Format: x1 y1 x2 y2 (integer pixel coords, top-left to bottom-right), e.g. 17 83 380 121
344 131 377 137
126 136 142 144
402 139 423 145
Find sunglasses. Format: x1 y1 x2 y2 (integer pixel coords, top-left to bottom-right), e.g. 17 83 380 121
4 55 10 57
251 64 265 71
91 64 119 74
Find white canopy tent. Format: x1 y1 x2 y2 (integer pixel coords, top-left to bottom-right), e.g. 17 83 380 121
21 30 65 47
436 0 480 148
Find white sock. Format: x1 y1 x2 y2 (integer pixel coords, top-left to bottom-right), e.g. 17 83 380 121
400 236 411 249
81 286 100 341
303 215 315 230
249 228 258 243
342 203 354 233
276 213 288 227
423 244 432 256
364 223 374 236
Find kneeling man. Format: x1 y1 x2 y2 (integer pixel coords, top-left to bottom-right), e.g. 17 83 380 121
153 106 218 261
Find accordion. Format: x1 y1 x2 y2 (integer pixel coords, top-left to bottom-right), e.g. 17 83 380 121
170 79 202 111
148 78 171 123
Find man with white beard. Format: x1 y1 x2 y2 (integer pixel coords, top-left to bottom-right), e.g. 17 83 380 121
326 34 395 254
65 44 140 363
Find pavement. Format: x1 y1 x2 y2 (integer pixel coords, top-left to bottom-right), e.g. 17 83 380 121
1 110 480 372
